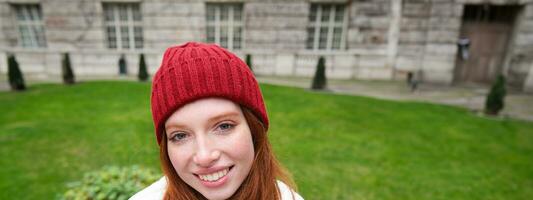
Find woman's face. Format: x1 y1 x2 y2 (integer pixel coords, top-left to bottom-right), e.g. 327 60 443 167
164 98 255 200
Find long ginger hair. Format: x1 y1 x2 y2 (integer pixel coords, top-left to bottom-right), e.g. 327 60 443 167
160 106 296 200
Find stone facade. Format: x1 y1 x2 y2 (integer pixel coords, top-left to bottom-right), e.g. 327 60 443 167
0 0 532 92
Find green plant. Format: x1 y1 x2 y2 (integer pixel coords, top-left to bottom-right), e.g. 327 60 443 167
138 54 149 82
118 55 127 75
62 53 75 85
484 75 506 115
7 54 26 91
59 165 160 200
311 56 327 90
245 54 253 72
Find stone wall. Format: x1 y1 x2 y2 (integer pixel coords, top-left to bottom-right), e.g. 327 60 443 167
0 0 189 79
396 0 533 90
509 3 533 90
396 0 432 78
245 1 307 51
349 0 392 80
397 0 463 84
0 0 532 92
422 1 463 84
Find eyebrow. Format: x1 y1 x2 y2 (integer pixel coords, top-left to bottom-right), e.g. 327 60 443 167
207 111 241 125
165 111 241 132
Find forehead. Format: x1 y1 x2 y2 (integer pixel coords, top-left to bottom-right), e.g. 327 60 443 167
165 98 242 128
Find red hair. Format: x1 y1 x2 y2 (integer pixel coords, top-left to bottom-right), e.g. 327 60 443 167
160 107 296 200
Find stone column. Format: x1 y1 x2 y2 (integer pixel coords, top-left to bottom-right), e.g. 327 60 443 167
524 64 533 93
388 0 401 70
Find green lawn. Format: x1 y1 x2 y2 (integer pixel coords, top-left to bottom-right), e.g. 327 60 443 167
0 81 532 200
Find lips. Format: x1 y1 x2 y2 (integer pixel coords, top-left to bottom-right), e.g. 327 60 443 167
194 166 234 183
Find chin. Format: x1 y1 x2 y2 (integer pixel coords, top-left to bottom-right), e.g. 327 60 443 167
198 188 237 200
202 194 231 200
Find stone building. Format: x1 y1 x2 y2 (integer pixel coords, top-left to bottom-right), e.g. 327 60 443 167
0 0 532 92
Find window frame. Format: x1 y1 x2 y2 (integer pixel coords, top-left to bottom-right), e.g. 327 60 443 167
306 3 348 51
205 3 244 50
102 3 143 50
11 4 47 48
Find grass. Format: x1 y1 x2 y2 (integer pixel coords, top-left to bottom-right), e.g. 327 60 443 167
1 81 532 200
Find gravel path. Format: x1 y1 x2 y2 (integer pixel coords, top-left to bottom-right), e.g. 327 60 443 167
257 76 533 122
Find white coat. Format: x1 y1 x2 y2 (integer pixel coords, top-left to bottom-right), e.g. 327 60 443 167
129 176 304 200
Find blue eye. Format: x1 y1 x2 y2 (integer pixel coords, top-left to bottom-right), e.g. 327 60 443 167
170 132 188 142
216 122 235 132
219 123 233 130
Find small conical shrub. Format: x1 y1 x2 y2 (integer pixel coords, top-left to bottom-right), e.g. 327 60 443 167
311 56 327 90
138 53 149 82
245 54 253 72
485 75 506 115
7 54 26 91
62 53 75 85
118 54 127 75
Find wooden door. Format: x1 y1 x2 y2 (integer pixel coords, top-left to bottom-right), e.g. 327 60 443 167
454 5 519 84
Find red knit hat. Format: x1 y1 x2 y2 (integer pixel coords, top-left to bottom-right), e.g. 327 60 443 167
150 42 269 145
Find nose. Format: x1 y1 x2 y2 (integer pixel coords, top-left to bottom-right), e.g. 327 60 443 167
192 136 221 167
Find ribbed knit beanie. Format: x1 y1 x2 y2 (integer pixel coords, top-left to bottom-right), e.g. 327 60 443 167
150 42 268 145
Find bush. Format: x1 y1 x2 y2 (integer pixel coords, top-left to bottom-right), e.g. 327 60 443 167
59 165 160 200
7 54 26 91
138 54 149 82
484 75 506 115
245 54 253 72
118 55 127 75
311 56 327 90
62 53 75 85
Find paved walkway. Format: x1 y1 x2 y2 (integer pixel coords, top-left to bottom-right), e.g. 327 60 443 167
2 75 532 121
0 76 8 91
257 76 533 122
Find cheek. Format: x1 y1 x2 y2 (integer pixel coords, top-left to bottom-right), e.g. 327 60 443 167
167 146 189 172
227 128 255 164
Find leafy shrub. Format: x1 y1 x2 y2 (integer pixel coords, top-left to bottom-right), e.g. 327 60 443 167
7 54 26 91
59 165 160 200
245 54 253 72
138 54 149 82
118 55 127 75
311 56 327 90
62 53 75 85
484 75 506 115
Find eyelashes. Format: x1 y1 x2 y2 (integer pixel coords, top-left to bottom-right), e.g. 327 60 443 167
170 132 189 142
215 122 235 132
168 121 237 143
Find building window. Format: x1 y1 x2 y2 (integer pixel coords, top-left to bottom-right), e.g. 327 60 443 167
206 3 243 50
103 3 143 49
12 4 46 48
306 4 346 50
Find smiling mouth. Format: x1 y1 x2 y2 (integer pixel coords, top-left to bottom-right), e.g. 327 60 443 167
195 166 234 182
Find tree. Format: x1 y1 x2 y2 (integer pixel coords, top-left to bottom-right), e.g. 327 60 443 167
138 53 149 81
7 54 26 91
311 56 327 90
118 54 127 75
245 54 253 72
62 53 75 85
484 75 506 115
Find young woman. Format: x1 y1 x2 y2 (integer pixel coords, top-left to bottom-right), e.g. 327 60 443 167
130 42 304 200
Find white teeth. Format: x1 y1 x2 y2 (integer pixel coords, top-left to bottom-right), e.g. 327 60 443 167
199 168 229 182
